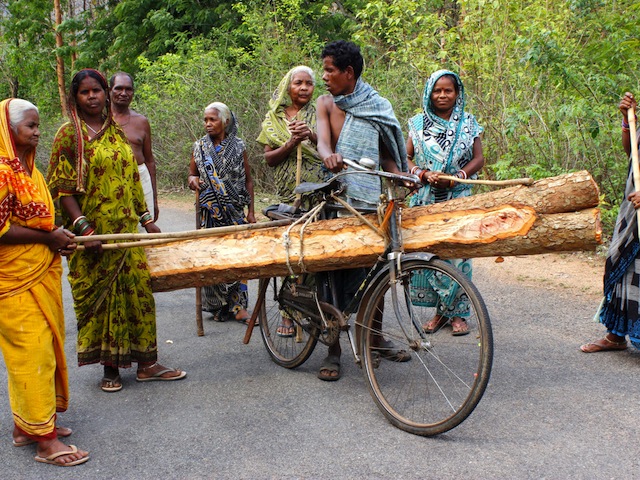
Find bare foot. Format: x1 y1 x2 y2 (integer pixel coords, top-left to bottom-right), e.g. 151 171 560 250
35 438 89 466
13 426 72 447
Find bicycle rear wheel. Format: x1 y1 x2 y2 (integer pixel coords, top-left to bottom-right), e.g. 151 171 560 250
258 276 319 369
360 258 493 436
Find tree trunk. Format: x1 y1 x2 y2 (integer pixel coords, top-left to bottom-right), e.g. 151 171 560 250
53 0 67 113
145 171 602 292
146 206 600 293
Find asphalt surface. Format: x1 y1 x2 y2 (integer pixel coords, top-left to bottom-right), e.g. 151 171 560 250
1 202 639 479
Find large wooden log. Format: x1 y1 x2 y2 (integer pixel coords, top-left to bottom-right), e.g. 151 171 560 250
422 170 599 215
147 204 601 292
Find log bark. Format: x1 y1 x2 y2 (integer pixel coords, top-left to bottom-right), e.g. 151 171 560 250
424 170 599 215
147 205 601 292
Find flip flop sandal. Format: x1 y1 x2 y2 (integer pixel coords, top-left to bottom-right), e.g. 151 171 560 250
451 318 470 336
423 315 448 333
317 355 341 381
372 339 412 362
136 365 187 382
276 324 295 337
100 375 123 393
13 426 72 447
34 445 89 467
580 337 627 353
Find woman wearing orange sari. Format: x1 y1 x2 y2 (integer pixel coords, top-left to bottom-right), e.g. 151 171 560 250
0 98 88 466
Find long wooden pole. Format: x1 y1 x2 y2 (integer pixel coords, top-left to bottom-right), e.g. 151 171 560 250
195 189 204 336
628 106 640 238
293 143 303 209
438 174 534 186
73 218 292 244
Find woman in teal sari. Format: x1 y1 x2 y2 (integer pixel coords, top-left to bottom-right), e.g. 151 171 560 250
407 70 485 336
47 69 186 392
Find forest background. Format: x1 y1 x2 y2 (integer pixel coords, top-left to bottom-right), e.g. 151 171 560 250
1 0 639 234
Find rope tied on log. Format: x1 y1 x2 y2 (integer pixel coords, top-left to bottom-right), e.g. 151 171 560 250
282 201 326 276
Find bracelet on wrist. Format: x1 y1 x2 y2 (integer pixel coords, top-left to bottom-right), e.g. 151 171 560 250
72 215 87 228
456 170 468 180
622 126 631 133
449 180 455 188
139 211 153 226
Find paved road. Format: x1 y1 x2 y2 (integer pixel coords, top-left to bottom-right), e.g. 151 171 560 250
1 203 639 479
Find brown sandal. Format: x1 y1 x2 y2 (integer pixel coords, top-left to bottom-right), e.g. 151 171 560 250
580 336 627 353
422 315 448 333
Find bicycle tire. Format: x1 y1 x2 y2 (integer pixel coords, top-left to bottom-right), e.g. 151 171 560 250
360 258 493 436
257 276 319 369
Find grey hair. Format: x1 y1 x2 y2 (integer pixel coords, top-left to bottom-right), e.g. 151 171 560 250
8 99 38 133
204 102 231 125
290 66 315 86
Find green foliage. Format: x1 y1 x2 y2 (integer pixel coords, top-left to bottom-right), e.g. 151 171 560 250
2 0 639 239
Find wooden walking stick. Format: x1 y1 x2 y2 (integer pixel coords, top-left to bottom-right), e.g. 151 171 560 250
437 174 534 187
194 189 204 336
293 143 303 209
628 105 640 237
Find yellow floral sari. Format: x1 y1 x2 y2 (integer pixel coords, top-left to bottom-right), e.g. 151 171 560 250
0 98 68 438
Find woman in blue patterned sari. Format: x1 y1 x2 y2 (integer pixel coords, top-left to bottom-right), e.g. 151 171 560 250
188 102 255 322
581 91 640 352
406 70 485 336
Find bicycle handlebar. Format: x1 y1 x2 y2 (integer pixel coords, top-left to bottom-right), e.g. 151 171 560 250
293 158 422 195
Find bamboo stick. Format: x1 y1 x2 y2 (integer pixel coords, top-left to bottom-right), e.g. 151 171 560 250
195 189 204 336
628 106 640 238
72 218 293 243
438 174 534 186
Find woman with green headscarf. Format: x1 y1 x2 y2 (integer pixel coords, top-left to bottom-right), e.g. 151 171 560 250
257 66 323 205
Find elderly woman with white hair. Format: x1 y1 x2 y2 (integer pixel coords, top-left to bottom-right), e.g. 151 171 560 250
257 65 322 205
0 98 88 466
188 102 255 323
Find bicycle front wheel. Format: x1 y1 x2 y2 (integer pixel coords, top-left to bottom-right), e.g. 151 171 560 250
360 258 493 436
258 276 319 369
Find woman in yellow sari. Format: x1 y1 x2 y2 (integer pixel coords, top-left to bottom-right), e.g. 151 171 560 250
47 69 185 393
0 98 88 466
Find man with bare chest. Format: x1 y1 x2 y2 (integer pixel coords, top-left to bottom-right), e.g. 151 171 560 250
109 72 159 221
315 40 410 381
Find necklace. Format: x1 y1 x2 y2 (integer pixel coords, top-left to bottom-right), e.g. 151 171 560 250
85 123 100 135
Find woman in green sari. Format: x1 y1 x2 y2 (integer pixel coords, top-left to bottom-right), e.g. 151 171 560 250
47 69 186 393
257 65 323 205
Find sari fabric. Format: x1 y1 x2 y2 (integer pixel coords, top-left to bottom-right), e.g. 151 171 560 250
0 98 68 438
256 66 323 203
193 113 248 315
408 70 483 206
47 119 158 367
598 149 640 349
333 79 407 205
409 71 483 316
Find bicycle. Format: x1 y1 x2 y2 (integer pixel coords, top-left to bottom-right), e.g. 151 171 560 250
245 158 493 436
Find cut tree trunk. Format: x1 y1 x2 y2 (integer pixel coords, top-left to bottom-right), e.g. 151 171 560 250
145 171 602 292
423 170 599 214
146 207 600 293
